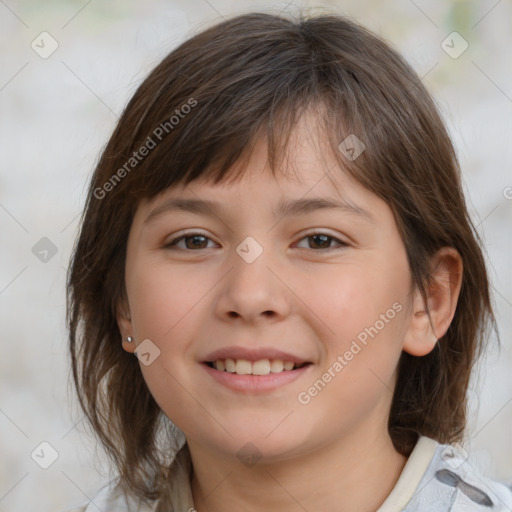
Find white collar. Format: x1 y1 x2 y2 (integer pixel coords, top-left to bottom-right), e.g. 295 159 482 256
377 436 438 511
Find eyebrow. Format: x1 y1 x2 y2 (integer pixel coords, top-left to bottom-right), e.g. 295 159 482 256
144 197 374 224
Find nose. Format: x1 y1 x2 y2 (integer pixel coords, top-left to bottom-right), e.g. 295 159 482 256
214 245 291 324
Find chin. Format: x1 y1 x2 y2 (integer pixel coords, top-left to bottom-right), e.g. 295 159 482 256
196 419 314 465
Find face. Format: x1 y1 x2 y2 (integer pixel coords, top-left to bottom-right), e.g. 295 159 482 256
120 114 418 463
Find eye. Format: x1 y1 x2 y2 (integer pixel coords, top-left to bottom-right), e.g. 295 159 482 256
163 231 347 251
164 232 217 250
295 232 347 250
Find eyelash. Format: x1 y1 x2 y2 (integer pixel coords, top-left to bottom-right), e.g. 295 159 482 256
163 231 348 252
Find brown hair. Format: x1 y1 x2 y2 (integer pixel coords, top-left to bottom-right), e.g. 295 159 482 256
67 10 496 507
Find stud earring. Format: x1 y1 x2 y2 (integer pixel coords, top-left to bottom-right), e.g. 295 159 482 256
126 336 134 343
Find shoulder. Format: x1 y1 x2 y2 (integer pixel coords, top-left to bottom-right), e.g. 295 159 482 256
405 438 512 511
61 481 157 512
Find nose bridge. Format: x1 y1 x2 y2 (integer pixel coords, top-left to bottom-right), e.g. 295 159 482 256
215 235 290 321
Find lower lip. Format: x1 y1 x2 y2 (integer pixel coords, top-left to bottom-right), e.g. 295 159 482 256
202 363 312 393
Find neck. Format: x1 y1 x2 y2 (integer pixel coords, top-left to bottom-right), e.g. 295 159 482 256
189 423 409 512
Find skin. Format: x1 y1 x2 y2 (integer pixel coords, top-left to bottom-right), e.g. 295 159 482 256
118 112 463 512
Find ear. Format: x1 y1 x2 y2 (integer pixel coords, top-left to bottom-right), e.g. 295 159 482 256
116 299 136 354
403 247 463 356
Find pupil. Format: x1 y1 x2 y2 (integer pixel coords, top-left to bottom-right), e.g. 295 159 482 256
311 234 329 249
187 236 206 249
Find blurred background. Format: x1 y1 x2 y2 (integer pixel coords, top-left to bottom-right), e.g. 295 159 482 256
0 1 511 510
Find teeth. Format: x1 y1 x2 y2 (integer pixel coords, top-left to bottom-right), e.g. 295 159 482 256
270 360 284 373
252 359 271 375
235 359 252 375
211 358 304 375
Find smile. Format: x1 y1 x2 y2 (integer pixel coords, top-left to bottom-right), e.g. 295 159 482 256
206 358 310 375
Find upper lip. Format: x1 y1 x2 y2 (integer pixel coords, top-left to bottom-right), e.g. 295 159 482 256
202 346 310 364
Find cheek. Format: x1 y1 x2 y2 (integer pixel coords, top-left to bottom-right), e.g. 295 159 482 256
125 261 211 430
308 260 408 339
308 253 412 383
299 268 409 429
127 260 209 340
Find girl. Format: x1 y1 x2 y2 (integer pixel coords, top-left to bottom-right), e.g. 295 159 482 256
66 11 512 512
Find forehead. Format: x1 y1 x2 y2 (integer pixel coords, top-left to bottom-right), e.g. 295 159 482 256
133 130 388 233
140 110 360 209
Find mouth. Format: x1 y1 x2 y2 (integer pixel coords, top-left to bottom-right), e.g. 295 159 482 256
200 346 314 393
204 358 311 375
201 356 313 394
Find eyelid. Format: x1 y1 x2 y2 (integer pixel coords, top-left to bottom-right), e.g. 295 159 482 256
163 229 217 248
299 228 347 240
294 229 348 249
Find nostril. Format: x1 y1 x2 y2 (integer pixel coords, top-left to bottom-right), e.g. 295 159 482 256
226 311 275 318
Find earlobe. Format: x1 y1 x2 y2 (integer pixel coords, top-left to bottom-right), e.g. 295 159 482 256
116 301 136 354
403 247 463 356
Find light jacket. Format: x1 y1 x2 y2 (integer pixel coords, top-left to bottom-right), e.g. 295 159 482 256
66 436 512 511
